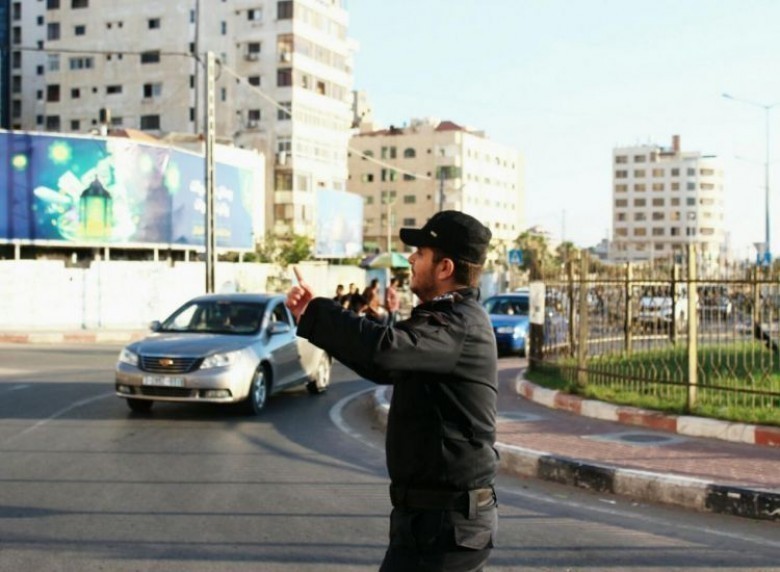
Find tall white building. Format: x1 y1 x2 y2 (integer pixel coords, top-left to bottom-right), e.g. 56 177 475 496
348 117 525 258
5 0 354 239
610 135 726 264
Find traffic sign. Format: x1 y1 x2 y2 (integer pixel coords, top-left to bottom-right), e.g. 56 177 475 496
508 249 523 266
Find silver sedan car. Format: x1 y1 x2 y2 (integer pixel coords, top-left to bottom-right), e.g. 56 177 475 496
115 293 331 415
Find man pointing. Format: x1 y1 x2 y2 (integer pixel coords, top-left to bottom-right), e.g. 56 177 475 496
287 211 499 571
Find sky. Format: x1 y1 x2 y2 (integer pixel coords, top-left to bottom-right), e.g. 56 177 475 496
347 0 780 261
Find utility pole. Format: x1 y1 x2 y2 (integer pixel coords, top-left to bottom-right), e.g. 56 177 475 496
204 51 216 293
193 0 201 134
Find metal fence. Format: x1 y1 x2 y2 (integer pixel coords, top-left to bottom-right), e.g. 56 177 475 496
530 247 780 422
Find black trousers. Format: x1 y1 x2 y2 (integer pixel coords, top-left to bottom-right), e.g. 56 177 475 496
379 502 497 572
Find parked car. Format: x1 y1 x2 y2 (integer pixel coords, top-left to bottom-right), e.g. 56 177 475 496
115 293 331 415
484 293 569 356
634 292 688 331
484 293 531 356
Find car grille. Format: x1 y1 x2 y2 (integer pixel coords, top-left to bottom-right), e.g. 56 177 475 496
137 387 197 398
139 355 201 374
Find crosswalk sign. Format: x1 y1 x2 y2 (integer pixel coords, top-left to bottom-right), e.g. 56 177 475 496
508 249 523 266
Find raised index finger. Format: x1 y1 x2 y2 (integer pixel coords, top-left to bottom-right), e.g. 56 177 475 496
292 266 304 284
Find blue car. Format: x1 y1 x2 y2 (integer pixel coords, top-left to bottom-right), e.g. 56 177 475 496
483 293 530 356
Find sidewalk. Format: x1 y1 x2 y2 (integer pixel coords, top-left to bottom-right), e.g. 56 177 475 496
370 363 780 522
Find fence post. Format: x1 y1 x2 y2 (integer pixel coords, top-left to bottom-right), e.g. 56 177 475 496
686 244 698 412
577 255 589 388
670 263 679 345
752 267 760 336
529 249 543 372
624 262 633 356
567 259 575 357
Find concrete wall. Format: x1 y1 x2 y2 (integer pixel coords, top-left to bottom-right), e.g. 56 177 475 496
0 260 365 330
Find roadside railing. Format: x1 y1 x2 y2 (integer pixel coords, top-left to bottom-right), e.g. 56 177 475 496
530 246 780 424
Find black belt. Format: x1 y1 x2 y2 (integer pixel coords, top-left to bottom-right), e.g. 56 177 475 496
389 485 496 519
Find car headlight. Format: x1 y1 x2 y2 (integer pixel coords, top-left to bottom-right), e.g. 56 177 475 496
201 350 242 370
118 348 139 367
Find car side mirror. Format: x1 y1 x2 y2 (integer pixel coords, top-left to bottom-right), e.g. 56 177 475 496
149 320 162 332
268 321 291 335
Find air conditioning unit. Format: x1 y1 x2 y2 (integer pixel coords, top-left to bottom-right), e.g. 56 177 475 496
280 52 291 63
276 151 287 166
247 120 259 128
245 53 259 61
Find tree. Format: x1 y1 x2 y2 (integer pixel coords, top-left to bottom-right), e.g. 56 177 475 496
253 232 312 265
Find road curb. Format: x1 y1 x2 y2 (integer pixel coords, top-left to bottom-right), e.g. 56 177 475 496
515 377 780 448
369 386 780 521
0 331 146 345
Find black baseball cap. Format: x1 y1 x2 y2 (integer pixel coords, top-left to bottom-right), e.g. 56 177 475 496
400 210 492 265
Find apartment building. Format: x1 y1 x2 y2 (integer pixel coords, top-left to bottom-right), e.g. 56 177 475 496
348 117 525 257
610 135 725 264
2 0 353 239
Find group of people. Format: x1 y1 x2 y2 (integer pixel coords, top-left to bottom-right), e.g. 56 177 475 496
333 277 402 325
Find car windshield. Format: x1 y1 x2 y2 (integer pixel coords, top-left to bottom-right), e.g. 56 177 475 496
159 300 266 335
485 297 529 316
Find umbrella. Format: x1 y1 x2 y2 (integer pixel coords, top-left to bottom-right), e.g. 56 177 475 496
367 251 411 269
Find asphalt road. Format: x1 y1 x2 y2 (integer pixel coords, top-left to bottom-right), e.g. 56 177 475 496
0 344 778 571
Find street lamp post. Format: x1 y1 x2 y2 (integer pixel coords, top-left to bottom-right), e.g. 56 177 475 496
722 93 778 265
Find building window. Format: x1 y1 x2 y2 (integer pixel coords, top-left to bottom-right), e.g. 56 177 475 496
140 51 160 64
143 82 162 97
106 85 122 94
671 168 680 176
687 168 696 176
70 119 80 131
634 183 646 192
616 213 626 222
140 115 160 130
71 0 88 7
361 173 374 183
248 109 261 121
634 212 646 221
652 168 664 177
615 170 628 179
277 102 292 120
11 51 21 69
652 199 664 207
615 184 628 192
633 228 647 236
47 54 60 71
634 198 646 207
71 88 80 98
45 116 61 131
248 8 262 21
248 76 261 86
278 1 293 19
277 68 292 86
652 212 665 220
652 228 665 236
148 18 160 29
686 182 696 190
247 42 261 57
634 169 645 177
615 155 628 164
381 146 397 159
403 218 416 226
403 174 416 181
46 0 60 9
69 56 93 70
671 182 680 191
403 195 416 204
403 148 416 158
686 198 695 206
615 199 628 208
47 22 60 40
74 24 86 35
221 21 227 35
633 155 646 162
381 169 398 182
46 84 60 102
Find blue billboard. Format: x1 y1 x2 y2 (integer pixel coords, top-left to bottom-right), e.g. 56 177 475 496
0 130 258 248
314 189 363 258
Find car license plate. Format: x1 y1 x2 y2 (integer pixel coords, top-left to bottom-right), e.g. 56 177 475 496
142 375 185 387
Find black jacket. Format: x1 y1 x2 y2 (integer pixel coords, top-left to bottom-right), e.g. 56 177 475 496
297 287 498 491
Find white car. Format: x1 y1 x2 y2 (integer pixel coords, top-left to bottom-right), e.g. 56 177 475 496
635 294 688 331
115 293 331 415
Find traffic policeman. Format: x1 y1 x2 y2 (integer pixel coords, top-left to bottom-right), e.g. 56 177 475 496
286 211 498 571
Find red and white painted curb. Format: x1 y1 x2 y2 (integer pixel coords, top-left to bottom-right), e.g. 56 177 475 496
516 377 780 448
0 331 146 345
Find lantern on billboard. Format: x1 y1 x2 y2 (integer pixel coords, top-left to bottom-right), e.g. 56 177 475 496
79 176 112 239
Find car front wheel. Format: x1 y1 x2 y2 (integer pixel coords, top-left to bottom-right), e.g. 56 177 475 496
126 398 153 413
247 364 270 415
306 353 331 395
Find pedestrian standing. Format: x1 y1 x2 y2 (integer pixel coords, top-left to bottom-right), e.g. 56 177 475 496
385 277 401 326
286 211 498 571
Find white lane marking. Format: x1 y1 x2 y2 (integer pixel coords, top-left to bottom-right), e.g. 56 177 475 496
1 384 31 392
331 386 780 551
329 387 384 451
1 392 114 445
